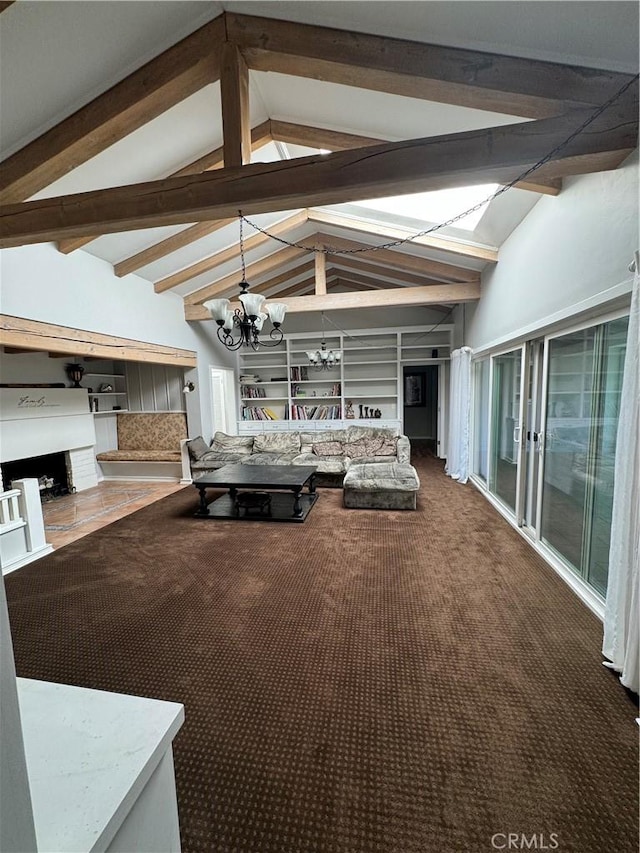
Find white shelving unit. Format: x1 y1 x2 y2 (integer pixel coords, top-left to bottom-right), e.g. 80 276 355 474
84 366 128 415
237 324 453 433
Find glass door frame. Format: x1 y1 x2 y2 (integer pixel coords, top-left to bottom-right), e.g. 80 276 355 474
531 306 630 549
487 342 527 519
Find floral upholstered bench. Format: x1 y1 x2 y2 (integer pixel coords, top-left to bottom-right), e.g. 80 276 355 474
342 462 420 510
96 413 191 482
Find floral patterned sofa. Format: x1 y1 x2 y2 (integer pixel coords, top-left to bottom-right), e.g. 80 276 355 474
96 412 191 481
182 426 411 486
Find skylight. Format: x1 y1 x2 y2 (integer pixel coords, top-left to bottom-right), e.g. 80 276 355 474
354 184 500 232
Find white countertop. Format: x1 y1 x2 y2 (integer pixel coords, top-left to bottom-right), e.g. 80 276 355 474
18 678 184 853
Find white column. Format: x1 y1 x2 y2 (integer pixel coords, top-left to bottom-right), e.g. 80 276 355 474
14 479 47 556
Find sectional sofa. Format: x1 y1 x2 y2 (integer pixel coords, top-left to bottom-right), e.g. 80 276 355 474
182 425 411 487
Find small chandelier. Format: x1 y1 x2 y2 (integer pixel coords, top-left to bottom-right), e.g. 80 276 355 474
306 313 341 371
204 217 288 351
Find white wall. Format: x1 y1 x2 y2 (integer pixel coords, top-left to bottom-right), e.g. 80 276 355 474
467 151 638 350
0 243 235 442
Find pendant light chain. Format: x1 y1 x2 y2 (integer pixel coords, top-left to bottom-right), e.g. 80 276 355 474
239 212 247 280
240 73 637 257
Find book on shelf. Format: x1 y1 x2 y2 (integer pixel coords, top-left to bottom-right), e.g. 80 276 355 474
290 366 309 381
241 385 266 398
241 406 280 420
291 404 341 420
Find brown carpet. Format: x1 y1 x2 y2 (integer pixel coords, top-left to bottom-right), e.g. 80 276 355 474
5 455 638 853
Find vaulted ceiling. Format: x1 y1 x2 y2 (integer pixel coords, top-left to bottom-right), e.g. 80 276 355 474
0 1 637 323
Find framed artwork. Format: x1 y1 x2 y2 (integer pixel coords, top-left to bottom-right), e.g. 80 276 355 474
404 373 425 407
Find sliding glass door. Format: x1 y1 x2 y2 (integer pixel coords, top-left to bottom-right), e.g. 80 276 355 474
472 314 628 598
540 316 628 595
488 348 524 513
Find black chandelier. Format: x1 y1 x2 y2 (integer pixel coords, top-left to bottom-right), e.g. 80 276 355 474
204 217 288 350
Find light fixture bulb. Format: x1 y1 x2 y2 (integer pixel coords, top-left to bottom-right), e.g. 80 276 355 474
239 292 266 319
204 298 232 324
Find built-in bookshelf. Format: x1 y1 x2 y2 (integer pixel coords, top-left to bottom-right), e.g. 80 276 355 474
84 364 128 414
236 325 453 432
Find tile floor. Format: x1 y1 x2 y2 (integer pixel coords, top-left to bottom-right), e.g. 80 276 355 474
42 480 186 549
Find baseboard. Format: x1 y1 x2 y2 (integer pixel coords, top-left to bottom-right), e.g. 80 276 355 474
100 475 182 483
2 544 54 575
97 461 183 481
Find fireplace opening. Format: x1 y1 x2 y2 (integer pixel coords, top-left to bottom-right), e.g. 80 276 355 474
1 452 74 499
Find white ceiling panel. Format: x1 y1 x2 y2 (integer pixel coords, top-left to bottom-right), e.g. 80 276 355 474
138 210 305 283
85 225 197 267
0 1 224 157
253 72 527 142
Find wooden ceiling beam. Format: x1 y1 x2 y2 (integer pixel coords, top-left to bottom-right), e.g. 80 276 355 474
2 89 636 248
246 260 316 296
314 247 327 295
328 255 444 287
154 211 308 292
0 15 226 204
58 121 272 256
0 314 197 366
220 43 251 169
270 120 385 151
317 234 478 282
329 279 379 292
186 245 308 305
227 13 634 119
275 276 332 299
328 270 403 290
114 219 235 278
272 120 560 194
186 280 480 320
308 209 498 262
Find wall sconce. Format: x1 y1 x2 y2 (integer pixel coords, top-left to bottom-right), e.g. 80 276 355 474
183 381 195 394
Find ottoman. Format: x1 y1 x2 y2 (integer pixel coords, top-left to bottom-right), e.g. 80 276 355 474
343 462 420 510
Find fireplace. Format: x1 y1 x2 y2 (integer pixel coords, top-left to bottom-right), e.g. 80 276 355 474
0 388 98 495
1 451 72 498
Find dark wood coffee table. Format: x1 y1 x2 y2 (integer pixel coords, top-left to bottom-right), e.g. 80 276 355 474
192 464 318 522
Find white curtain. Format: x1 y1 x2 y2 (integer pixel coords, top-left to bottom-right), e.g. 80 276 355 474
446 346 472 484
602 256 639 695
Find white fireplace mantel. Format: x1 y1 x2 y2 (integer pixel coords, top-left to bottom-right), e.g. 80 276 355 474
0 389 99 492
0 388 96 464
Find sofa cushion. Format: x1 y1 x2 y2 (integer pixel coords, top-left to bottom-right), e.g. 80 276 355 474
244 452 300 466
190 458 229 471
300 430 348 453
186 435 210 460
97 449 181 462
200 450 248 464
343 436 391 458
346 425 398 442
377 437 398 456
253 433 301 453
312 440 344 457
293 453 348 475
211 432 254 455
